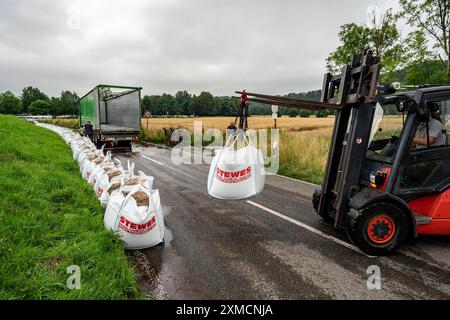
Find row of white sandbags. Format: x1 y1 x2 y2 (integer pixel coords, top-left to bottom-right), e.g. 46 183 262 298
36 122 165 250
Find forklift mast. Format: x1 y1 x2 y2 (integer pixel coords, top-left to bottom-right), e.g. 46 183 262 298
237 50 381 227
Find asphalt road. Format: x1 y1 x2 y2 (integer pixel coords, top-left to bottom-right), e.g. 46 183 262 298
117 144 450 300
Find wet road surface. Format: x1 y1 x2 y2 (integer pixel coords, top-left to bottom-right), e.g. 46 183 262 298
118 144 450 300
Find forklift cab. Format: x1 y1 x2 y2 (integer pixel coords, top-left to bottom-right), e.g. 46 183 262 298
339 87 450 255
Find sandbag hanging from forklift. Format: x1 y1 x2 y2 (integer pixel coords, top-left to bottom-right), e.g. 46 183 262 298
207 130 265 200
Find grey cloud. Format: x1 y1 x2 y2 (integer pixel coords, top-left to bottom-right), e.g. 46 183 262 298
0 0 399 97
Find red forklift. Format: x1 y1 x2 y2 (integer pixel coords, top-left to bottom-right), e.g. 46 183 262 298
238 50 450 256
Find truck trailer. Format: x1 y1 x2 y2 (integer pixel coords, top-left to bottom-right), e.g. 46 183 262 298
79 84 142 151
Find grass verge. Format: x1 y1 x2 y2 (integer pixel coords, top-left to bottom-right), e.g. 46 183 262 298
0 115 142 299
278 132 330 184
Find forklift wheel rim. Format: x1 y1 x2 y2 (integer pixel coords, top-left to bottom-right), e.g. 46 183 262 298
367 215 396 244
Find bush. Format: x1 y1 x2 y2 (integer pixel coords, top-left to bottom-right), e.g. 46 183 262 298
288 109 298 118
316 110 329 118
299 110 311 118
28 100 51 115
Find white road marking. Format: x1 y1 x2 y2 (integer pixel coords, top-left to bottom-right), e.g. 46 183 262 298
141 155 198 180
246 200 374 258
142 155 167 166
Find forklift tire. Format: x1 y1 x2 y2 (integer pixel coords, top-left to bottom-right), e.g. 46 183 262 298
312 188 334 224
347 202 408 256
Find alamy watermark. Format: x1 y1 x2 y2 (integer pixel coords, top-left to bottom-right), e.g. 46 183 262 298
168 121 280 174
67 265 81 290
366 265 382 290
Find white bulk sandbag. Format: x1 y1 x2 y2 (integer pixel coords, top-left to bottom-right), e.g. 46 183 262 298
96 161 134 207
104 185 164 250
77 147 95 168
81 158 97 180
80 145 105 177
72 139 91 160
74 138 95 162
118 171 154 194
91 159 123 191
88 152 115 187
207 131 265 200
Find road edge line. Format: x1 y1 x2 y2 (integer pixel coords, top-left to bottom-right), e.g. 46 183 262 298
246 200 374 258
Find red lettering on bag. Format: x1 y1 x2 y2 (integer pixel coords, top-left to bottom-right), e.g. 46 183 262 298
231 171 240 178
118 215 157 235
215 166 252 184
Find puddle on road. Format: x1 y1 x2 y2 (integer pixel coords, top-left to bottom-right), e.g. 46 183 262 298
128 227 171 299
127 225 176 300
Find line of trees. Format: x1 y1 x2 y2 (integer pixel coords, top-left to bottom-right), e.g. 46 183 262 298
0 86 79 117
141 90 329 117
0 86 324 118
142 91 238 117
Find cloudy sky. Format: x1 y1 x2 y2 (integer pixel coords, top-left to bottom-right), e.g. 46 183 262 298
0 0 401 97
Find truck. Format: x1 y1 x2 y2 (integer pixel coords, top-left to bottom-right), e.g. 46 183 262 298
238 50 450 256
79 85 142 152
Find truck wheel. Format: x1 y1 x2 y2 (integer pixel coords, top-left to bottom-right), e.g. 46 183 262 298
347 202 408 256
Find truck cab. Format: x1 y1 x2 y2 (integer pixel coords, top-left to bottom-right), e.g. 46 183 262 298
79 85 142 152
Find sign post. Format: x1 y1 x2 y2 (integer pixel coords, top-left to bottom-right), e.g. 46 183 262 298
271 105 279 129
144 111 151 132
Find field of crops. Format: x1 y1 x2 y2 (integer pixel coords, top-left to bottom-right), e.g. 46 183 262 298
141 116 335 135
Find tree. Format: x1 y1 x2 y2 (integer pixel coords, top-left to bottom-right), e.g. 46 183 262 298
21 86 49 113
60 91 79 115
158 93 177 115
326 23 370 72
219 97 237 116
28 100 51 115
191 92 215 116
0 91 22 115
299 109 311 118
316 110 329 118
175 91 192 115
49 97 62 118
400 0 450 77
327 9 405 75
288 109 298 117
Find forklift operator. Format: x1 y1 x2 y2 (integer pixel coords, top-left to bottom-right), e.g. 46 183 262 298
412 103 445 149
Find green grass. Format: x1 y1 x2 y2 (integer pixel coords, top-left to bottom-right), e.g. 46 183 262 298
140 128 166 144
278 132 330 184
0 115 142 299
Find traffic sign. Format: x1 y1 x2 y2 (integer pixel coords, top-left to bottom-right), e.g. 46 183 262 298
144 111 151 118
272 113 278 120
271 105 279 114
